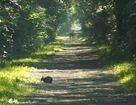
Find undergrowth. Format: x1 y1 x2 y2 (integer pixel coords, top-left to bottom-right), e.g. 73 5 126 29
112 62 136 93
0 36 65 104
98 44 136 93
0 66 36 104
79 35 136 93
78 35 95 43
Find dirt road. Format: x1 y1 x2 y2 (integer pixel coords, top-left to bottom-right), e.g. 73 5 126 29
19 37 136 105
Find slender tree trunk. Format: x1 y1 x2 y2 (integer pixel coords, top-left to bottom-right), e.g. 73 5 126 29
114 0 124 43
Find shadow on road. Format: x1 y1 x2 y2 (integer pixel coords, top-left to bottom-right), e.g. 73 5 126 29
19 37 136 105
20 71 135 105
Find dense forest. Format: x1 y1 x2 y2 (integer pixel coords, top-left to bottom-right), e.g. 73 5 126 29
1 0 136 60
0 0 70 58
75 0 136 60
0 0 136 103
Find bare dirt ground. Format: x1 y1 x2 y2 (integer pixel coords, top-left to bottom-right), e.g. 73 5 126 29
19 37 136 105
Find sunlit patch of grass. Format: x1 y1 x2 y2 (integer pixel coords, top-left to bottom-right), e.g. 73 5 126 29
10 40 65 69
79 37 88 42
33 41 65 57
11 57 45 68
12 58 40 63
113 63 133 75
34 50 55 56
112 62 136 93
95 37 136 93
119 74 134 84
0 37 65 103
78 36 95 43
0 66 36 103
56 36 69 40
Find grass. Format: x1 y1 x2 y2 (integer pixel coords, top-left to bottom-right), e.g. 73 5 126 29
98 45 136 93
112 62 136 93
78 35 95 43
0 66 36 104
33 41 64 56
0 36 65 104
11 40 65 69
79 35 136 93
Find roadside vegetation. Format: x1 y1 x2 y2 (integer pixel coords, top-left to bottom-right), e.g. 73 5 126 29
0 37 65 104
79 35 136 93
113 62 136 93
0 0 67 103
75 0 136 94
99 45 136 93
0 0 136 103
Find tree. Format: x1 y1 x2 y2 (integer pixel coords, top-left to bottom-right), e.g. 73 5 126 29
0 0 69 58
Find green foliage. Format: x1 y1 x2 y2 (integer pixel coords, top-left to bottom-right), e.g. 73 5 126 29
0 66 35 103
0 0 68 59
13 0 48 56
74 0 136 94
77 0 115 44
78 35 95 43
0 37 65 103
1 0 136 96
11 39 65 69
100 56 136 93
113 62 136 93
75 0 136 59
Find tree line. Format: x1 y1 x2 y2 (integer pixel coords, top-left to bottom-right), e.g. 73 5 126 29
1 0 136 60
74 0 136 60
0 0 70 59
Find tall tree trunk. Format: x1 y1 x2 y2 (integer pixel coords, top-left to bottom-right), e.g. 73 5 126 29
114 0 124 43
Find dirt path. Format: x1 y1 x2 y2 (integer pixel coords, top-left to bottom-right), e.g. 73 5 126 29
19 37 136 105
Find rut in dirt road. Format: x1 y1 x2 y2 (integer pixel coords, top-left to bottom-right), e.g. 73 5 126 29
19 37 136 105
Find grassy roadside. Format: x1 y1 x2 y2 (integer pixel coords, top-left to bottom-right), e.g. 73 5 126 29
111 61 136 93
98 45 136 94
78 35 95 43
0 36 65 104
98 44 136 93
0 66 35 104
79 35 136 93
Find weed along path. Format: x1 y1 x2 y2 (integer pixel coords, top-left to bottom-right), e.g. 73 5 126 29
19 37 136 105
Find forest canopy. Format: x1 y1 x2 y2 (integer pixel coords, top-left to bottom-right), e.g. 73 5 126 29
75 0 136 60
0 0 136 59
0 0 69 58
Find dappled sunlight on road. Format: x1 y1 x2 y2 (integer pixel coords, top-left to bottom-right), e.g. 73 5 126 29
19 37 136 105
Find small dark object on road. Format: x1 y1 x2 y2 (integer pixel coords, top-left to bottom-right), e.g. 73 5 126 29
41 76 53 83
